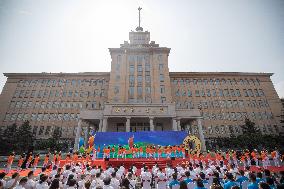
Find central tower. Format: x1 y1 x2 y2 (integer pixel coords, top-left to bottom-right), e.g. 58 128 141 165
108 7 172 104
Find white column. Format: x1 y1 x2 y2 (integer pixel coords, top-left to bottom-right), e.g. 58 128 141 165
126 117 130 132
74 119 82 150
177 119 181 131
150 117 154 131
197 118 206 152
99 119 103 132
102 117 108 132
172 118 178 131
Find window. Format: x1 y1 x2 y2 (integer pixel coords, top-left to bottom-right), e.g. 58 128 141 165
243 89 249 97
137 76 143 85
137 87 143 96
137 64 143 72
235 89 241 97
129 76 135 86
160 85 165 94
129 87 134 96
145 87 151 94
219 89 223 97
195 90 200 97
159 64 163 71
114 86 119 94
258 89 265 96
224 89 230 97
160 74 164 82
248 89 254 97
212 89 217 97
129 65 135 75
187 89 192 97
145 76 151 83
200 90 205 97
68 91 73 97
160 97 166 103
145 63 150 71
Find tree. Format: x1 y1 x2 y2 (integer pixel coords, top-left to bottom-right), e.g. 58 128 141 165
0 123 18 154
16 121 34 153
241 118 260 135
49 126 62 151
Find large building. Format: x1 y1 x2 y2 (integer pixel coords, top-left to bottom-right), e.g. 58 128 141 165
0 10 282 149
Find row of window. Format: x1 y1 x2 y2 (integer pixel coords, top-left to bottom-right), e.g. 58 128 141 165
172 78 261 86
9 100 103 110
175 88 265 97
30 125 75 137
4 113 80 122
176 99 269 110
13 89 106 98
17 78 108 88
202 111 273 121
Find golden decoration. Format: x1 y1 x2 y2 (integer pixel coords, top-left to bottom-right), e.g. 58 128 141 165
183 135 201 154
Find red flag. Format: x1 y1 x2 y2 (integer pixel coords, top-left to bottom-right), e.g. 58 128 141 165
128 135 134 148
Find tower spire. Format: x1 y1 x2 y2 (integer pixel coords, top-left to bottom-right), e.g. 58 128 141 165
136 7 143 31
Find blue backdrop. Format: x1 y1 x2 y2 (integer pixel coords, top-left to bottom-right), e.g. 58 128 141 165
94 131 188 146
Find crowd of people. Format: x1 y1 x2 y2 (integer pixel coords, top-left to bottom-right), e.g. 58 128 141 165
1 148 283 189
1 158 284 189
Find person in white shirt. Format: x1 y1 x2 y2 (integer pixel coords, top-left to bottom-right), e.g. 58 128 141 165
141 167 152 189
91 173 104 188
5 173 20 189
0 173 7 189
15 177 28 189
77 175 86 189
66 179 76 189
156 168 167 189
35 175 49 189
102 177 113 189
110 172 119 189
24 171 35 189
127 173 136 189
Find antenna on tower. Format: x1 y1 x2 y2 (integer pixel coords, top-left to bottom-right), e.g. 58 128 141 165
136 7 143 31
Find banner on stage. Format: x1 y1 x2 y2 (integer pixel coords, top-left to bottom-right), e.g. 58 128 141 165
94 131 188 147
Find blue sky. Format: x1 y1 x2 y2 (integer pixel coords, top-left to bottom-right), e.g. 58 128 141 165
0 0 283 97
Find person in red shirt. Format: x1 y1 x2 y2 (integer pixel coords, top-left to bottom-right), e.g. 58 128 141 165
65 153 71 165
57 152 62 166
139 146 144 158
6 152 15 173
33 154 40 171
43 154 49 168
17 153 24 171
26 152 33 169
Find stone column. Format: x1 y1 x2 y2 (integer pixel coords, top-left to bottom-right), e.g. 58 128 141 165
177 119 181 131
149 117 154 131
99 119 103 132
126 117 131 132
84 125 89 147
197 118 206 151
74 119 82 150
102 117 108 132
172 118 178 131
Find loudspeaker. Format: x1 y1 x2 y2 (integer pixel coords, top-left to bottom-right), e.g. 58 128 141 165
171 157 175 160
104 157 109 161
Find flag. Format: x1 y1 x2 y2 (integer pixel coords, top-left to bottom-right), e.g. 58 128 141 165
128 135 134 148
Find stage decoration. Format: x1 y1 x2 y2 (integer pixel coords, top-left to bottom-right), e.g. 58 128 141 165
183 135 201 154
78 137 84 148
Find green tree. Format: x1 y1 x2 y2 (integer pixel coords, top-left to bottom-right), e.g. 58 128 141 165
49 126 62 151
16 121 34 153
0 123 18 154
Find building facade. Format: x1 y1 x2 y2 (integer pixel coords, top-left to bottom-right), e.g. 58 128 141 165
0 21 282 149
